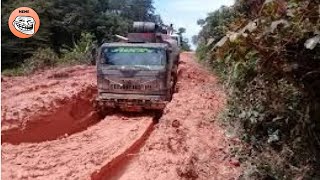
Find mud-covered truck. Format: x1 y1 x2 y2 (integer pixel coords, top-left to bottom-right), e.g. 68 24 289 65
95 22 180 112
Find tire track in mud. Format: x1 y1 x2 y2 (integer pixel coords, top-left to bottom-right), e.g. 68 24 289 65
91 115 158 180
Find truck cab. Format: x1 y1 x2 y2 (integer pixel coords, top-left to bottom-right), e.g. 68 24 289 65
95 22 179 112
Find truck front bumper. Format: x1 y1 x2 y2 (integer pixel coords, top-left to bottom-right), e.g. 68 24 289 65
96 93 168 110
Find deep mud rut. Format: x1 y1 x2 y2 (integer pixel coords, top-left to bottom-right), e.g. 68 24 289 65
1 53 241 179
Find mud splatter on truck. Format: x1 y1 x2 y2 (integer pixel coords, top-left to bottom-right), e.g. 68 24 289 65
95 22 180 113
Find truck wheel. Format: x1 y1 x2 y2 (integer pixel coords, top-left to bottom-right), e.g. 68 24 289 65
94 102 114 118
172 74 178 93
154 110 163 121
98 108 115 118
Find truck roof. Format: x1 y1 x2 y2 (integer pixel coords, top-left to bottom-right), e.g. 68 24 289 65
101 43 169 49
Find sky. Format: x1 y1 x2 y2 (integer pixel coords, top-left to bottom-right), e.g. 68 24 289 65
154 0 235 48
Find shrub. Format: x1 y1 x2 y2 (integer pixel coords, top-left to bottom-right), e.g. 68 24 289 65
197 0 320 179
2 66 26 76
22 48 59 74
59 32 96 65
2 33 96 76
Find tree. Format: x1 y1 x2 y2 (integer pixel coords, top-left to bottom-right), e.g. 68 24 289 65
197 6 235 45
181 38 191 51
197 19 206 26
1 0 160 69
1 0 54 68
177 27 186 35
175 27 191 51
191 35 199 45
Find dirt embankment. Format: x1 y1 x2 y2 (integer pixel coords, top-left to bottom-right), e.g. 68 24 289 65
1 65 97 144
2 53 241 179
2 115 154 180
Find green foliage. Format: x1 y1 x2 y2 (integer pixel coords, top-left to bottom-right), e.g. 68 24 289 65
197 0 320 179
21 48 58 75
2 32 95 76
197 5 239 46
2 0 160 70
195 43 209 62
60 32 95 65
177 27 186 35
197 19 206 26
1 0 54 68
2 66 27 77
177 27 192 51
181 38 192 52
191 35 199 46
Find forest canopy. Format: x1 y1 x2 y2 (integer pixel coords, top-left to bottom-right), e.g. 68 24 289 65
1 0 190 71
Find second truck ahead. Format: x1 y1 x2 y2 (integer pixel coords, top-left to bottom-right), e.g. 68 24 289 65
94 22 180 113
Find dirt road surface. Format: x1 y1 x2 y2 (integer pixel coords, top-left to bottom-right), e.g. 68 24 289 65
1 53 241 179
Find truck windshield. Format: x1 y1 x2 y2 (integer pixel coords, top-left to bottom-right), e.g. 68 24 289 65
103 47 166 66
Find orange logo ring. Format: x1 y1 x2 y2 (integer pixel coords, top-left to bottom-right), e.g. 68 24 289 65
8 7 40 38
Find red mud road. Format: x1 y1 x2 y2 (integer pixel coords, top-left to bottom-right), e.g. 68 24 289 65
1 53 241 179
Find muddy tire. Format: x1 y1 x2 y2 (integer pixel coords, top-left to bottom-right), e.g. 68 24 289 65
97 108 115 118
170 73 178 95
94 101 114 118
153 110 163 122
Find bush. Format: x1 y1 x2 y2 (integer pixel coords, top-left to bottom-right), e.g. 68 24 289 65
2 66 26 76
195 43 209 62
59 32 96 65
2 32 95 76
2 48 58 76
197 0 320 179
22 48 59 74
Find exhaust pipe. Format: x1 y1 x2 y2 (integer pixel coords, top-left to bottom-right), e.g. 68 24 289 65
115 34 129 41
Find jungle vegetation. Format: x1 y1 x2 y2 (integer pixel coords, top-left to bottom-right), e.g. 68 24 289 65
1 0 190 74
196 0 320 179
